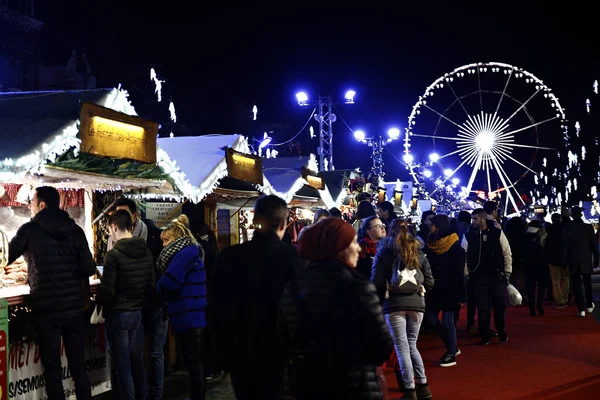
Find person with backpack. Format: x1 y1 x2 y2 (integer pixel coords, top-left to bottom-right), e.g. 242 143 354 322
371 220 434 400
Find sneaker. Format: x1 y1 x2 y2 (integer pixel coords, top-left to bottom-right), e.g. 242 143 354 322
586 303 595 313
498 330 508 343
479 338 491 346
578 311 585 317
455 348 461 356
440 354 457 367
555 303 567 309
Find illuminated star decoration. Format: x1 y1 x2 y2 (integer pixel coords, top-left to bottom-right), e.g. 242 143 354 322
586 99 591 114
398 268 417 286
252 105 258 121
150 68 163 102
169 101 177 123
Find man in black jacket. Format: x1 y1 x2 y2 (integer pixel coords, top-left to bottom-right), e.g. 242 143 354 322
213 195 302 400
461 208 512 345
8 186 96 400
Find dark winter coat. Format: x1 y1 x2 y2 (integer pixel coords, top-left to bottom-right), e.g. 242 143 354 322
8 208 96 315
563 219 599 274
524 229 548 277
96 237 155 314
278 260 393 399
213 230 302 371
371 237 434 314
424 240 467 311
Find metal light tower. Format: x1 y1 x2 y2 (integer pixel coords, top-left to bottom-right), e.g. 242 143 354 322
354 128 401 188
316 96 336 171
297 90 355 171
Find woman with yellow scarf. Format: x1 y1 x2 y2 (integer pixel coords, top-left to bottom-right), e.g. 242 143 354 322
423 215 467 367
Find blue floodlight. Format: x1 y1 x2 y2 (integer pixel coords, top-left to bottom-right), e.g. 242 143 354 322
423 170 433 178
451 177 460 185
388 127 400 140
354 130 366 141
296 92 309 106
403 153 414 164
429 153 440 162
444 168 453 177
344 90 356 104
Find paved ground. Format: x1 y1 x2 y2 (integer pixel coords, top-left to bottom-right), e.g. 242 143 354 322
95 275 600 399
93 371 236 400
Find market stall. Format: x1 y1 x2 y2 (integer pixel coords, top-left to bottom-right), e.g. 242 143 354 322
156 134 264 248
0 87 178 399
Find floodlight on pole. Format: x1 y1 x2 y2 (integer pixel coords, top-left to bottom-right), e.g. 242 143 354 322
354 125 402 188
295 89 357 171
344 90 356 104
387 127 400 140
296 92 309 106
354 130 366 142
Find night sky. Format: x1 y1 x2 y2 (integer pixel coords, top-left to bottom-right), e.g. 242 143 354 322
35 3 600 183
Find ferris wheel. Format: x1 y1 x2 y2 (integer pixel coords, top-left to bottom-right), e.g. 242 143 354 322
403 62 568 214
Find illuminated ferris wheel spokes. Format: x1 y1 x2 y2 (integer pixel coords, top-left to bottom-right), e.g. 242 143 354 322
405 62 567 214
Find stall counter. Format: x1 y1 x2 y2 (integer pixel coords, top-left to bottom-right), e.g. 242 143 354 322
0 277 101 306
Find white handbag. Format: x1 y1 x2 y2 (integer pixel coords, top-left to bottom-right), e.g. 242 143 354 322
90 305 106 324
507 283 522 306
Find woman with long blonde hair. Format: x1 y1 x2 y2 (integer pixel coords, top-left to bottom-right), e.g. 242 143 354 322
371 219 434 400
156 214 207 400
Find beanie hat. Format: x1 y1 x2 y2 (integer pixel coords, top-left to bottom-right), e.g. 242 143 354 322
430 214 450 232
299 218 356 262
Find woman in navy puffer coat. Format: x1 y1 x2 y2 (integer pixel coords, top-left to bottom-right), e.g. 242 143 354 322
157 214 207 400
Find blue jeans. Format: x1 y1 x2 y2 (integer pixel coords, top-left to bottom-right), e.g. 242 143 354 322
425 308 458 356
106 311 144 400
132 307 169 400
385 311 427 389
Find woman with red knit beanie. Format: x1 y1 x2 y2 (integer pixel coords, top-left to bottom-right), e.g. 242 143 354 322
278 218 393 399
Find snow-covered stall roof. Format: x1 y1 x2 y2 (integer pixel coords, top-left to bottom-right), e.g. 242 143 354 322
319 170 352 209
0 87 157 187
258 156 318 203
156 134 251 203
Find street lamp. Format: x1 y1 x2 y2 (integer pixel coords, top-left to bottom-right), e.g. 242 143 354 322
295 89 356 171
354 127 402 188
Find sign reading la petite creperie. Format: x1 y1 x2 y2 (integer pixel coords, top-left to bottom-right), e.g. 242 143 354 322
78 102 158 164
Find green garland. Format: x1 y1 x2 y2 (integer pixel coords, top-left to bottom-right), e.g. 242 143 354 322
49 147 180 192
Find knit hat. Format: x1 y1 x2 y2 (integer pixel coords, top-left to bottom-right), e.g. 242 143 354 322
299 218 356 262
430 214 450 232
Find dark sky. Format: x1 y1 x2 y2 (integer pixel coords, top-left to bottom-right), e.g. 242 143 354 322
34 3 600 182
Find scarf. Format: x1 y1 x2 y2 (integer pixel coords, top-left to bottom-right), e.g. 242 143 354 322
157 235 195 273
427 232 459 255
359 237 379 260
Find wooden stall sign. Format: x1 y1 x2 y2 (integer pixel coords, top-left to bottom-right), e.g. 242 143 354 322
225 148 263 185
301 166 324 190
79 102 158 164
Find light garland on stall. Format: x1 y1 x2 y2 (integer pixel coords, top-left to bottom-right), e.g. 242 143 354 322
0 88 138 184
258 176 308 204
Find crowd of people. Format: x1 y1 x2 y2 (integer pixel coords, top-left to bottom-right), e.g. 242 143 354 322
6 186 599 400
